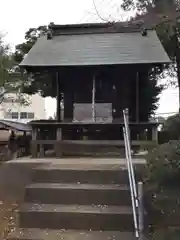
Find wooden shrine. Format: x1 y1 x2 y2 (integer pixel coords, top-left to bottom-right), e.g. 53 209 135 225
20 22 170 157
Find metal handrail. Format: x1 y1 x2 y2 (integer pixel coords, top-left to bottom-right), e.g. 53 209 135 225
123 109 144 239
123 109 138 206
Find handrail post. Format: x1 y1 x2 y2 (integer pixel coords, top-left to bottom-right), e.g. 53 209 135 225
138 181 144 240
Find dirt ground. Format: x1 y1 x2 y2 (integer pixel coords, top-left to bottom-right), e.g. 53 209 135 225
0 162 32 240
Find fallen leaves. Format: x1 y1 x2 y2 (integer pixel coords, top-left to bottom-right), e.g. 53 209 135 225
0 202 19 240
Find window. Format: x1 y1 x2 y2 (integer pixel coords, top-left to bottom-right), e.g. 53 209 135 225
11 112 18 119
20 112 35 119
27 112 35 119
20 112 28 119
5 111 35 119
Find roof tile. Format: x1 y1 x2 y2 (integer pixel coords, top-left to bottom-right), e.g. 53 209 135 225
20 30 170 67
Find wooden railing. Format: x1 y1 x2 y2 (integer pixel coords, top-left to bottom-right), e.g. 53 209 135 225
30 121 159 158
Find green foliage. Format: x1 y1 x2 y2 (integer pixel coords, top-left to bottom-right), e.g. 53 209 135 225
124 0 178 62
122 0 177 13
121 0 151 12
162 113 180 139
14 26 48 64
0 34 29 105
152 229 180 240
146 141 180 186
145 141 180 238
140 70 163 119
122 0 180 108
0 35 13 86
13 26 55 98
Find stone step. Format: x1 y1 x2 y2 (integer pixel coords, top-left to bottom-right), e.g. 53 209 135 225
32 165 130 184
19 204 137 231
8 228 139 240
25 183 131 205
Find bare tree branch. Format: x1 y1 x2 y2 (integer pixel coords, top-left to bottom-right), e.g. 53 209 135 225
92 0 112 22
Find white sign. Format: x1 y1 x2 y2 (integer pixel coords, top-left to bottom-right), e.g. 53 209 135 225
73 103 112 123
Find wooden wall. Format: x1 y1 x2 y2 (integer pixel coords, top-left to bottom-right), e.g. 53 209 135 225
60 65 151 122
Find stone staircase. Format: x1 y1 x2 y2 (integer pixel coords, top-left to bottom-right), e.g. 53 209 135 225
8 160 147 240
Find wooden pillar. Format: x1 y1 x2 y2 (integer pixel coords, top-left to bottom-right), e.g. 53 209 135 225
55 127 62 157
112 78 123 122
31 127 37 158
92 74 96 122
39 128 46 158
56 71 61 122
83 128 88 140
39 144 45 158
136 72 140 123
112 81 118 122
64 91 74 122
152 125 158 142
122 77 130 116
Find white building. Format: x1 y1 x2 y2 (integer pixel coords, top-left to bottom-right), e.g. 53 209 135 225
0 93 46 123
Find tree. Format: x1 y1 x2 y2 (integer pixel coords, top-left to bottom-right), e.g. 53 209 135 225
0 33 29 105
121 0 180 111
13 25 58 98
162 113 180 139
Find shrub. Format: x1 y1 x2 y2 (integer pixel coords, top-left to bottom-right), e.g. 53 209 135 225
145 141 180 187
162 114 180 140
144 141 180 238
152 229 180 240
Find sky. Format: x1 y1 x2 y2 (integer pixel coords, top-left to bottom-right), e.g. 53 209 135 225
0 0 179 118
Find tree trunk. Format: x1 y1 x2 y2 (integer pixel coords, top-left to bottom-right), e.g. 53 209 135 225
177 62 180 113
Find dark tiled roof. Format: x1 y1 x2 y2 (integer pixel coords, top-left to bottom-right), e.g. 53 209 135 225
20 23 170 67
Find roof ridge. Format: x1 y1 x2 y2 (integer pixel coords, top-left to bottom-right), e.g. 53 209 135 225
46 22 152 38
48 22 153 30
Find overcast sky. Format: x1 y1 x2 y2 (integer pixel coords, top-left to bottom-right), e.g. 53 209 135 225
0 0 179 117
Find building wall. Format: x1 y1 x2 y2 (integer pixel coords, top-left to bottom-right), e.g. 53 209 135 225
0 93 46 123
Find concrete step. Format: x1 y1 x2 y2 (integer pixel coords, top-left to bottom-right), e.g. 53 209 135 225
25 183 131 205
19 203 137 231
32 165 130 184
8 228 139 240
